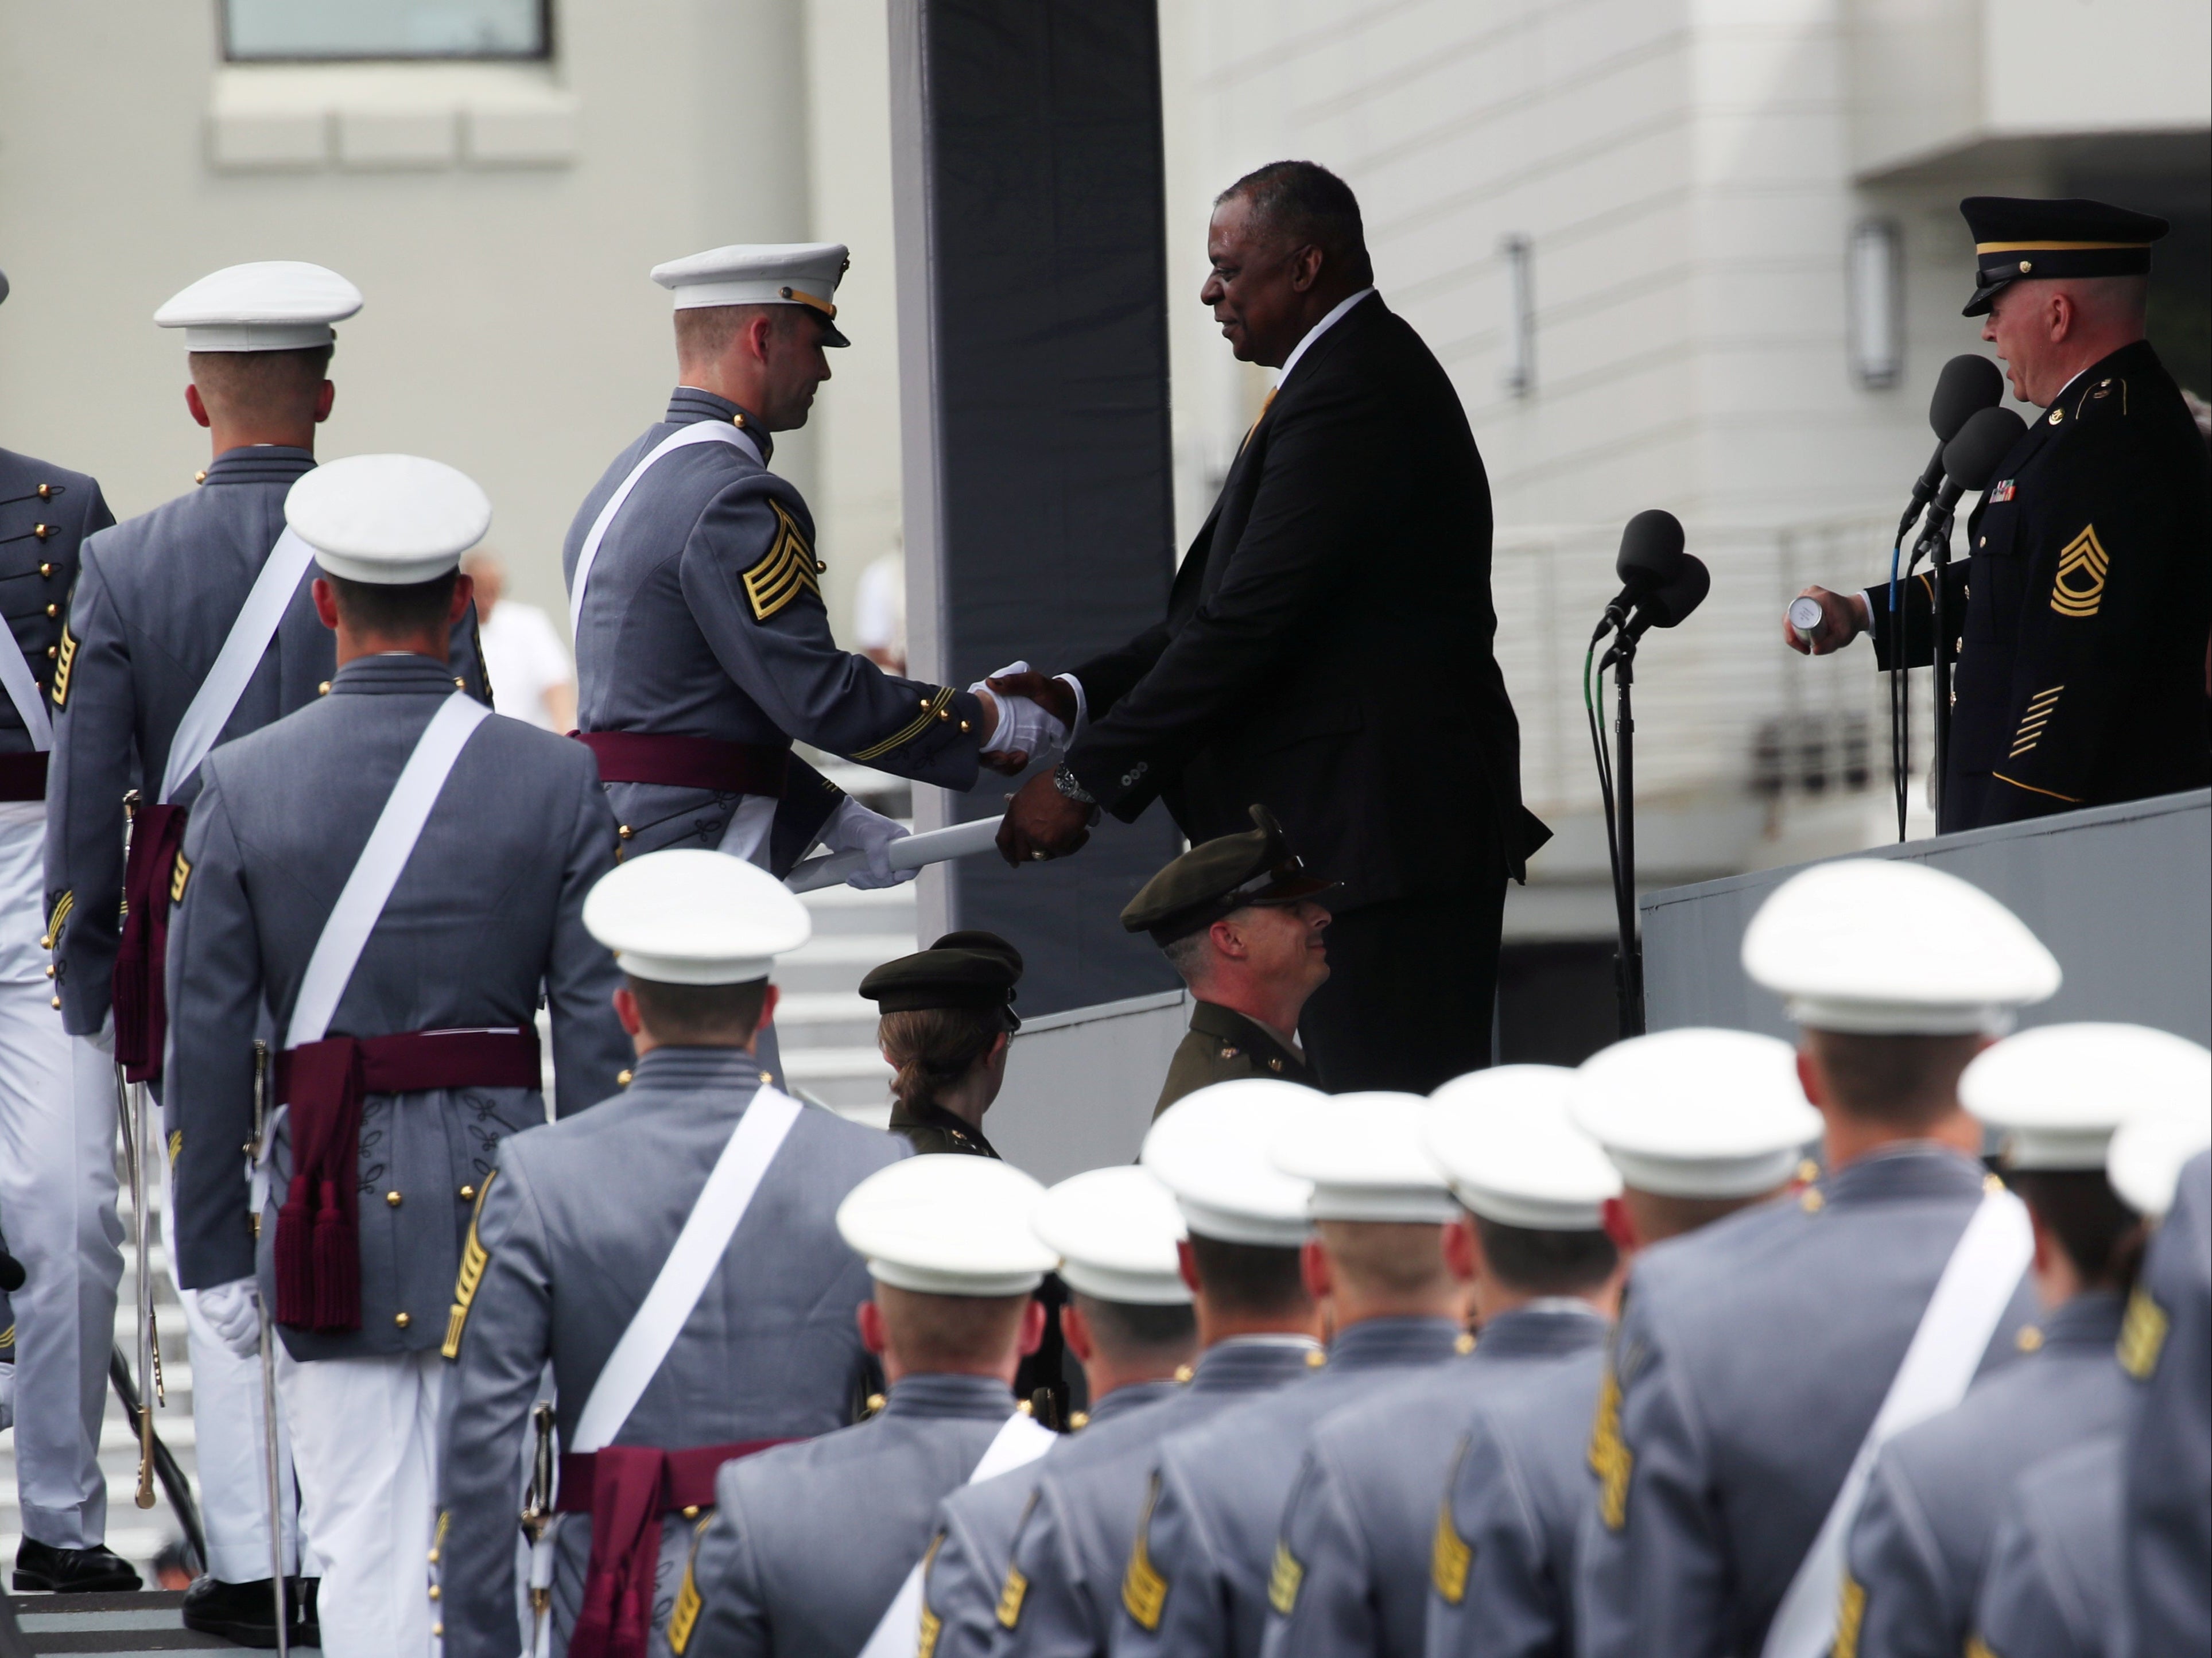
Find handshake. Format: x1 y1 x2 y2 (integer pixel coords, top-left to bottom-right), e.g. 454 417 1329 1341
971 661 1084 775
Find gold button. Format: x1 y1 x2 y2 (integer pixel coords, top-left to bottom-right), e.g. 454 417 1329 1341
459 1184 476 1202
317 681 331 696
1173 1364 1193 1383
2016 1325 2044 1352
1796 1158 1820 1185
2018 259 2032 273
38 562 52 578
433 1622 444 1637
681 1504 700 1520
453 677 466 689
1267 1058 1283 1072
427 1585 441 1600
1220 1046 1239 1060
33 524 49 540
45 646 56 659
864 1392 886 1416
44 604 57 618
194 470 208 485
1069 1411 1090 1430
617 825 633 840
814 561 826 573
1017 1398 1034 1416
386 1191 403 1207
1800 1188 1825 1213
395 1311 412 1329
44 964 55 979
2100 379 2112 387
937 708 949 721
958 720 971 733
428 1547 440 1563
38 934 51 950
50 995 60 1008
1455 1330 1476 1354
732 411 746 428
1305 1348 1326 1368
920 694 931 707
759 1070 774 1085
1984 1171 2006 1194
36 483 52 499
616 1069 633 1087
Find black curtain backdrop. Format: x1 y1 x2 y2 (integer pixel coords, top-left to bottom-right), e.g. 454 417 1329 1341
915 0 1184 1016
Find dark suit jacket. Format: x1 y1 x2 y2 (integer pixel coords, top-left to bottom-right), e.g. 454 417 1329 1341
1064 293 1544 908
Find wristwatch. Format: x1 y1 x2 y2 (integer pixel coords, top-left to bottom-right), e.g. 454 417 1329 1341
1051 763 1096 806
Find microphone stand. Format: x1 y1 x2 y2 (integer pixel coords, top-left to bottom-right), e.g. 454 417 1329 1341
1601 631 1644 1037
1908 499 1963 829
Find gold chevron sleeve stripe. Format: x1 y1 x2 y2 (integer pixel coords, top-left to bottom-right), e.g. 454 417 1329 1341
1990 772 2082 805
853 686 955 763
742 502 824 623
52 624 77 708
442 1171 498 1358
1121 1474 1170 1630
1591 1363 1633 1531
2051 526 2109 618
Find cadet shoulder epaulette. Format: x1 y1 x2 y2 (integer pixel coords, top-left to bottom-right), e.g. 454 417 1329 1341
2073 374 2128 422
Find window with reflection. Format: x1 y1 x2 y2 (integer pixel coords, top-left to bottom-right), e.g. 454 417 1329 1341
222 0 550 61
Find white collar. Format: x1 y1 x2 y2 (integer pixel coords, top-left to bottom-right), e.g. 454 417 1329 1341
1274 288 1375 388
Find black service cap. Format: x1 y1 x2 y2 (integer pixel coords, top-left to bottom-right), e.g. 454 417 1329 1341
1959 196 2168 316
860 930 1023 1028
1120 804 1338 946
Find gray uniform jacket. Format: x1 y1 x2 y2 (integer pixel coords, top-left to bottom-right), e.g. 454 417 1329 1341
1113 1317 1465 1658
164 653 628 1361
1575 1146 2036 1658
2122 1148 2209 1658
1843 1289 2128 1658
996 1338 1322 1658
45 446 487 1035
1971 1435 2124 1658
678 1372 1025 1658
0 445 110 757
565 389 985 867
1425 1319 1608 1658
437 1046 905 1658
923 1381 1180 1658
1263 1306 1602 1658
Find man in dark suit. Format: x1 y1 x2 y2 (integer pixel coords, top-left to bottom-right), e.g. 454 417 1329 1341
993 160 1543 1092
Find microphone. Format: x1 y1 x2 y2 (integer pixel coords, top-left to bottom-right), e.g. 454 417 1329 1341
0 1250 22 1292
1931 405 2028 521
1897 355 2004 538
1592 509 1686 642
1603 554 1709 666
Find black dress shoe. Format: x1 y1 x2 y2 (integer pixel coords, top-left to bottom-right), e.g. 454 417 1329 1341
12 1536 143 1592
181 1574 320 1648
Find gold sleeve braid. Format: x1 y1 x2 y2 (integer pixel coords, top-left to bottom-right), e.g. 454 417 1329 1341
441 1171 498 1358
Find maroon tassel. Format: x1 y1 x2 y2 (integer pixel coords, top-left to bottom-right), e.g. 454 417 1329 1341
312 1180 359 1333
274 1176 316 1328
612 1580 649 1658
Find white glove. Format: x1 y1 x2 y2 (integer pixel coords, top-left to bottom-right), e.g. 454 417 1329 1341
822 795 915 890
193 1278 262 1360
970 660 1070 762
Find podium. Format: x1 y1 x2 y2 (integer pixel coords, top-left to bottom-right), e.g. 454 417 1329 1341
1641 790 2211 1043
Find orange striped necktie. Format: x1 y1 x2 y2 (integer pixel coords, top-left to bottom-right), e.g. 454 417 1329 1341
1239 386 1278 453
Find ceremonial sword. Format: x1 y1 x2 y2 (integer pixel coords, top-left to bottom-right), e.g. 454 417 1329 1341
249 1039 290 1656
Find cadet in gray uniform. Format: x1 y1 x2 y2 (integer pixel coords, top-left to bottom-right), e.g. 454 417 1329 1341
437 849 906 1658
1577 860 2057 1658
918 1166 1198 1658
162 455 628 1658
674 1155 1060 1657
1838 1024 2203 1658
2110 1123 2212 1657
994 1080 1330 1658
1422 1029 1819 1658
1968 1435 2125 1658
1264 1070 1622 1658
1116 1090 1468 1658
46 259 484 1629
565 242 1057 883
0 265 120 1593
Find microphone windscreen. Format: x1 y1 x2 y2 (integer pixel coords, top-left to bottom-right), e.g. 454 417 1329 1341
1942 406 2029 491
0 1251 23 1292
1928 354 2004 442
1615 508 1685 587
1643 554 1710 629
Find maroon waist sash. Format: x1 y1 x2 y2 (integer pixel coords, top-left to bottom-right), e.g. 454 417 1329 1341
558 1438 797 1658
572 731 789 798
0 751 46 803
273 1026 540 1334
112 802 191 1082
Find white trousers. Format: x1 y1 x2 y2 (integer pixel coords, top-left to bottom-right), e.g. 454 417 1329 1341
280 1348 444 1658
0 810 121 1548
157 1158 311 1582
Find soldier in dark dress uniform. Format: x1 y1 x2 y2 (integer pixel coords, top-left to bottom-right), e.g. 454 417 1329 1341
1123 806 1330 1113
1791 197 2211 831
860 930 1024 1158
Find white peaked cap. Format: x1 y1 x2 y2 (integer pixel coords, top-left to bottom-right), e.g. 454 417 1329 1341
1272 1092 1458 1223
837 1155 1057 1296
650 242 851 344
583 849 810 985
1571 1028 1820 1199
285 455 490 585
1033 1167 1191 1306
2107 1105 2212 1220
155 261 362 352
1742 860 2059 1035
1965 1023 2211 1174
1426 1065 1622 1229
1142 1079 1327 1247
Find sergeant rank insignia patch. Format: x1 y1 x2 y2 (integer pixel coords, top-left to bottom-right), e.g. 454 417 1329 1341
742 501 825 622
2050 525 2108 618
1267 1540 1304 1616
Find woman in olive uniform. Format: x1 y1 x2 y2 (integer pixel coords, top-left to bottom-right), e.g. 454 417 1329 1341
860 930 1023 1157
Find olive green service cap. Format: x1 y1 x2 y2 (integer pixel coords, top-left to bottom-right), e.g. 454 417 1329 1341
1120 804 1338 945
859 929 1024 1028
